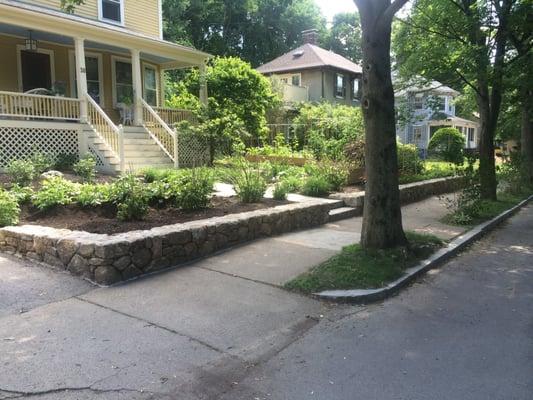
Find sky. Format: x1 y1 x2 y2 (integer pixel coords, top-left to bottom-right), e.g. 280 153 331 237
314 0 357 22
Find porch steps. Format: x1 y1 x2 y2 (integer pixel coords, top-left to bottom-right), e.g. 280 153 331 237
84 125 174 174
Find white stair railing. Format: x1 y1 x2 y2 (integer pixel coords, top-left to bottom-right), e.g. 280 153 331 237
85 94 124 171
141 99 178 167
152 106 197 126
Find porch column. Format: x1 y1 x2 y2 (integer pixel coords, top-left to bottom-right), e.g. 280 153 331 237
131 49 143 126
74 37 88 123
199 61 208 106
159 68 166 106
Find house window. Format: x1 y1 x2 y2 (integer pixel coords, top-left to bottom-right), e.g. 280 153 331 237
113 59 133 105
413 126 423 142
335 73 345 98
468 127 475 142
436 96 446 110
291 75 300 87
70 53 103 105
143 65 158 106
100 0 123 24
352 78 360 100
413 94 424 110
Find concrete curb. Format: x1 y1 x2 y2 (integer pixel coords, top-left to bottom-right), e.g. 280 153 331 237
315 194 533 304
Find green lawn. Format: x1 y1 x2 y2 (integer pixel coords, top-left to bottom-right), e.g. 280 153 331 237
284 232 443 293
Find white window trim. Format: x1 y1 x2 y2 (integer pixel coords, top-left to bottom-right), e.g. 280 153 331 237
142 62 159 107
16 45 55 92
68 50 105 106
98 0 125 27
111 55 132 107
335 73 345 99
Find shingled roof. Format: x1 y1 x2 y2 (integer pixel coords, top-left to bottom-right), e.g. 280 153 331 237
256 43 362 75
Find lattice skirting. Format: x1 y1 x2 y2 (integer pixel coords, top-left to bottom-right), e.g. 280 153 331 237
177 133 210 167
0 122 82 167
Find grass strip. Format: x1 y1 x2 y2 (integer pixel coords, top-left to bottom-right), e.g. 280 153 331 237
285 232 443 294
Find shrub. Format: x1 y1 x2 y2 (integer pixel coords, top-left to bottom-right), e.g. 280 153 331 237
293 103 364 161
7 159 35 186
428 127 465 165
140 167 179 183
397 142 424 176
272 183 289 201
231 161 267 203
77 184 112 207
32 177 79 210
175 168 214 211
9 185 34 204
0 190 20 227
111 174 150 221
73 154 97 183
54 153 78 171
305 162 348 192
344 139 366 169
302 175 331 197
31 152 54 174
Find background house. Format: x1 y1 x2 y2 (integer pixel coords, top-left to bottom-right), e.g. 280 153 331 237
395 80 479 155
257 29 362 106
0 0 210 173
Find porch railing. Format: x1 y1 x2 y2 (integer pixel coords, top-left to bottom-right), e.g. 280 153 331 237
142 99 177 166
0 91 80 121
86 94 124 170
152 106 197 126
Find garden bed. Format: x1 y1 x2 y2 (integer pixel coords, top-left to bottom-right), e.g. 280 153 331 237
19 197 289 234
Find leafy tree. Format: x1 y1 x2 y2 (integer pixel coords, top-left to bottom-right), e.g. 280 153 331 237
168 57 281 159
394 0 527 200
321 13 363 63
163 0 326 67
60 0 84 13
354 0 410 249
428 127 466 165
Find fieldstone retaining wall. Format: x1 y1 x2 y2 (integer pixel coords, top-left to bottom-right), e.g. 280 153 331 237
330 176 466 210
0 200 334 285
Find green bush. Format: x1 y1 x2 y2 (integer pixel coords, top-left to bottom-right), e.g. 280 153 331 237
140 167 179 183
302 175 331 197
73 154 97 182
307 162 348 192
428 127 465 165
31 152 54 174
54 153 78 171
9 185 34 204
397 142 424 176
0 190 20 227
175 168 214 211
32 177 79 210
7 159 35 186
272 182 289 201
293 103 364 161
232 161 267 203
111 174 150 221
77 184 112 207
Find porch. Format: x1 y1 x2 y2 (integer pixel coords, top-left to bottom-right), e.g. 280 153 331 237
0 1 210 173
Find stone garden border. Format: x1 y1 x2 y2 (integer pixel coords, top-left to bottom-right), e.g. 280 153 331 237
330 176 466 210
0 198 338 286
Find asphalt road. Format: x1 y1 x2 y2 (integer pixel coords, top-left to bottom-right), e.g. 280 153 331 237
0 200 530 400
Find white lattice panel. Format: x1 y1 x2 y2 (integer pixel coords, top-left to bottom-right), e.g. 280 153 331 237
0 122 80 167
177 133 210 167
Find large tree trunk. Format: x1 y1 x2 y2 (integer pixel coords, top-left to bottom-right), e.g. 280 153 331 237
477 89 498 200
521 85 533 185
356 0 407 249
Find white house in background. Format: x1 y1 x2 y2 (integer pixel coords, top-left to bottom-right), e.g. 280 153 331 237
395 80 479 155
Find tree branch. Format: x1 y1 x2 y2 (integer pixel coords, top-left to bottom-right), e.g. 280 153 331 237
382 0 411 25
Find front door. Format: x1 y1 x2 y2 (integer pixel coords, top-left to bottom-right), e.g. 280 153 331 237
21 51 52 92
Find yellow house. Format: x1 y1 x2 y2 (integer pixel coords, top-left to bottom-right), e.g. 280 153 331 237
0 0 210 172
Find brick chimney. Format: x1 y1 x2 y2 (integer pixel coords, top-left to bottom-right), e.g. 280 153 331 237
301 29 319 45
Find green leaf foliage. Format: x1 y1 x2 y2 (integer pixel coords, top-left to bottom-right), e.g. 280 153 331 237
428 127 465 165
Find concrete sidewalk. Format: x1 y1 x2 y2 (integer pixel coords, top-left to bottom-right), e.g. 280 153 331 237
0 195 466 399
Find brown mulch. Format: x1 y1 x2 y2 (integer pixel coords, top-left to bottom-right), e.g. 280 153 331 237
19 196 289 235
